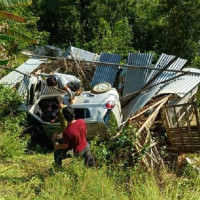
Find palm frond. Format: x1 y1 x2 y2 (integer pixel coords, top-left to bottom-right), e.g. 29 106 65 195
3 28 37 44
0 33 15 41
0 11 27 23
0 0 32 8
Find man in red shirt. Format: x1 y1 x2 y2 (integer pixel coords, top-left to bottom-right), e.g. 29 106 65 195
53 106 94 167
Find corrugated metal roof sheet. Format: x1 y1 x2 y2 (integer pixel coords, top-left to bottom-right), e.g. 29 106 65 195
91 52 121 86
0 58 44 88
151 56 187 85
62 46 99 61
122 86 161 119
34 45 63 57
148 53 175 81
122 53 188 119
40 82 64 95
18 75 63 100
157 68 200 97
17 75 31 97
123 53 153 96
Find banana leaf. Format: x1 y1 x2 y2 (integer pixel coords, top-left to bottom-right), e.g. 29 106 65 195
3 28 37 44
0 0 32 8
0 11 27 23
0 33 15 41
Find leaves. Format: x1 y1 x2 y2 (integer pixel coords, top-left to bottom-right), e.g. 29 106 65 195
0 33 14 42
0 0 32 8
0 60 9 65
0 11 27 22
3 28 37 44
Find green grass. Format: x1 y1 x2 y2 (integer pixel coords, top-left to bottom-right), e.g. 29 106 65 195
0 152 200 200
0 85 200 200
0 153 128 200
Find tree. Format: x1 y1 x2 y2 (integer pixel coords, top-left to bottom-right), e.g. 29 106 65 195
0 0 49 63
157 0 200 63
34 0 133 55
0 0 37 45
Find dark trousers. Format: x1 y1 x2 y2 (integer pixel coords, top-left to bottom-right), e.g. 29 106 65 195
67 82 80 91
54 143 94 167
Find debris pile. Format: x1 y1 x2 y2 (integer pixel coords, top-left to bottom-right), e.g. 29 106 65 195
32 59 96 90
1 46 200 171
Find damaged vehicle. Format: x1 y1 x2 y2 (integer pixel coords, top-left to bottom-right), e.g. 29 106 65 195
18 76 122 144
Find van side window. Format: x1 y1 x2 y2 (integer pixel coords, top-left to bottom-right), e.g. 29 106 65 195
74 108 90 119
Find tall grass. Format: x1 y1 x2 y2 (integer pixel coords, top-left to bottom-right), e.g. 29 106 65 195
0 152 200 200
129 168 200 200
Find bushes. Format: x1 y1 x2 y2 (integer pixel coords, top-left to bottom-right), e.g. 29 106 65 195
0 84 29 160
91 123 140 170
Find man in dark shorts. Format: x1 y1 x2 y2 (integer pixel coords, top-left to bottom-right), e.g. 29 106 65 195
53 106 94 167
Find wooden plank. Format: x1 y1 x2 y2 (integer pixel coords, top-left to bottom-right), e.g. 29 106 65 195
193 102 200 137
136 97 169 135
173 106 184 148
121 95 171 127
184 106 195 151
164 102 197 109
162 107 174 146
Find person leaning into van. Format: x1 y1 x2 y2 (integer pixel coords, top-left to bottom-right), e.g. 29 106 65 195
52 106 94 167
35 71 81 104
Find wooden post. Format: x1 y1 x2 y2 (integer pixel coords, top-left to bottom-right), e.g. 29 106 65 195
185 105 195 151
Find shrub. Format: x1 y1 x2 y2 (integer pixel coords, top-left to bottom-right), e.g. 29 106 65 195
91 123 141 170
0 84 29 160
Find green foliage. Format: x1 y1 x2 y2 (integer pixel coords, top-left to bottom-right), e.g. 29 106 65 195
0 0 49 57
0 0 32 8
0 115 29 160
128 167 200 200
0 84 29 160
0 155 128 199
91 123 142 170
85 17 134 56
192 56 200 69
0 59 8 65
33 0 200 65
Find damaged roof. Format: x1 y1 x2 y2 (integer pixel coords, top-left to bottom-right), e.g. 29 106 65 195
1 45 200 121
0 58 44 88
62 46 99 61
157 68 200 97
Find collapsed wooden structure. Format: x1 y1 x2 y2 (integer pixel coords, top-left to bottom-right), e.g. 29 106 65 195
127 92 200 170
162 102 200 152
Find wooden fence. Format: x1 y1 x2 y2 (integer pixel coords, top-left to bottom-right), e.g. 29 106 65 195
162 102 200 152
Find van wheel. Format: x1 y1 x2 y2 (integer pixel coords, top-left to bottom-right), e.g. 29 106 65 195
92 82 112 94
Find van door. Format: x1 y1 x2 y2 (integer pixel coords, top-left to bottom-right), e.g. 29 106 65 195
42 122 61 141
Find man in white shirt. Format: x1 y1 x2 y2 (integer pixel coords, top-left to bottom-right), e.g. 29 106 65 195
37 72 81 104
